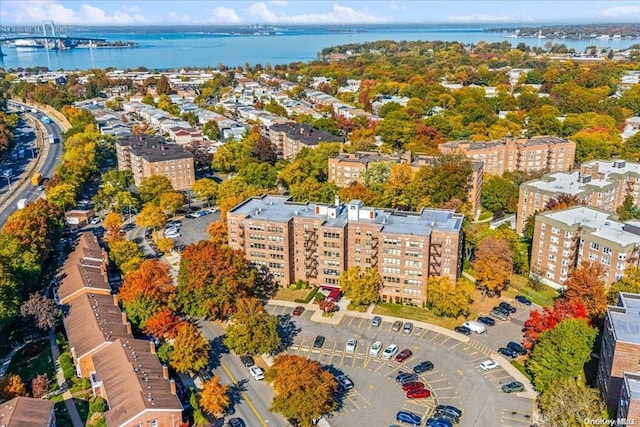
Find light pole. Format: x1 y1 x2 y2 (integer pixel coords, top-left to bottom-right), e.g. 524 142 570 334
3 175 12 193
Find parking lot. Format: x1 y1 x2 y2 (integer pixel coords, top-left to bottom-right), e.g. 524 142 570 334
266 303 535 427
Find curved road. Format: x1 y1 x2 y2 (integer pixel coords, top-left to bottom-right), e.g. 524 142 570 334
0 101 64 227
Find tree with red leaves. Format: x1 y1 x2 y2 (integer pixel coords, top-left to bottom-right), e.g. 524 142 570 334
523 299 589 350
563 262 607 319
143 308 184 340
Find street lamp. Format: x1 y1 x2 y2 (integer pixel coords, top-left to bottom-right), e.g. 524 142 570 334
3 175 12 193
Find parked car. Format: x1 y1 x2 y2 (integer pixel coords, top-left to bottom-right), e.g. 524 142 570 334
239 355 254 367
402 322 414 334
165 229 180 238
396 411 422 426
490 309 509 321
395 372 418 383
407 388 431 399
345 338 357 353
507 341 528 355
248 366 264 380
433 410 459 425
477 316 495 326
371 316 382 327
392 320 403 332
498 347 518 358
313 335 325 348
227 418 245 427
454 325 471 335
479 360 500 371
502 381 525 393
499 302 517 313
426 418 452 427
515 295 532 305
369 341 383 357
462 320 485 334
167 221 181 228
413 361 434 374
401 381 425 391
493 305 510 316
292 306 304 316
395 349 413 363
435 405 463 418
336 374 354 391
382 344 399 359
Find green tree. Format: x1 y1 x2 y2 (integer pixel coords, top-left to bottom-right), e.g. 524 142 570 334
265 355 337 427
46 183 77 211
425 276 472 317
192 178 219 206
156 75 172 95
135 204 166 230
375 110 417 148
539 378 607 427
137 175 174 205
526 318 597 392
607 266 640 304
616 194 640 221
108 240 144 274
170 322 211 374
338 266 381 307
481 174 519 214
159 191 185 216
202 120 220 141
223 297 281 355
0 264 20 327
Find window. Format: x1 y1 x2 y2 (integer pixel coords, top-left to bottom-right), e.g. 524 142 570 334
151 421 158 427
590 242 600 251
603 247 611 255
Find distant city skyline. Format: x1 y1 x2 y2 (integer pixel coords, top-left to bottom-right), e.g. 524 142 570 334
1 0 640 26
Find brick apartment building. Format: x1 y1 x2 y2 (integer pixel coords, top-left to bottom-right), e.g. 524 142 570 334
517 159 640 232
116 135 195 191
328 150 484 219
56 233 183 426
439 135 575 176
597 292 640 421
227 195 464 305
268 122 342 159
531 206 640 288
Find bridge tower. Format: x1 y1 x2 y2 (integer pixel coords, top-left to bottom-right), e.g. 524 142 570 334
42 21 57 50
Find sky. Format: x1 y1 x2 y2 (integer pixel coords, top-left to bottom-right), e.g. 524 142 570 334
1 0 640 26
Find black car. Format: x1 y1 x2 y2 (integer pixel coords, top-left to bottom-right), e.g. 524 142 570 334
498 347 518 358
477 316 495 326
396 372 418 383
515 295 532 306
313 335 325 348
492 305 510 316
507 341 528 355
454 325 471 335
413 361 434 374
434 410 460 424
435 405 463 418
499 302 517 313
240 355 255 367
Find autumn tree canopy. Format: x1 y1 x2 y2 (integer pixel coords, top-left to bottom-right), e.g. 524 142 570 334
523 299 588 350
170 322 211 374
199 376 230 417
223 297 281 355
338 266 381 307
425 276 473 318
563 262 607 319
474 236 513 295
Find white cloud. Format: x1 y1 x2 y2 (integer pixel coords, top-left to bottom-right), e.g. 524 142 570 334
446 14 512 23
3 1 150 25
210 6 242 24
601 5 640 17
390 3 407 12
247 2 386 24
269 0 289 6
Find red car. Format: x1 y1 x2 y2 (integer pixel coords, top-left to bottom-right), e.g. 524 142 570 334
292 306 304 316
401 381 425 391
407 388 431 399
395 349 413 363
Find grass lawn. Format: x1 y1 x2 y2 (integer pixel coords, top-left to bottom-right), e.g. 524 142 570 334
373 303 462 330
477 211 493 221
54 400 72 426
506 275 558 307
510 360 532 381
7 338 55 384
0 322 26 360
273 287 314 302
75 398 90 424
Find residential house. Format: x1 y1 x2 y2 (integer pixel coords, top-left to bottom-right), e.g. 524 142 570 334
0 396 56 427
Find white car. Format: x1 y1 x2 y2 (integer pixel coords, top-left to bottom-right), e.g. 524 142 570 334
249 366 264 380
165 229 180 238
382 344 399 360
345 338 357 354
480 360 500 371
90 217 101 225
369 341 383 357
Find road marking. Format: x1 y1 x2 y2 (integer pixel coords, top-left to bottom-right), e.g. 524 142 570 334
429 333 441 343
347 316 355 327
219 361 268 427
438 337 451 346
456 368 464 376
358 317 366 328
448 341 463 351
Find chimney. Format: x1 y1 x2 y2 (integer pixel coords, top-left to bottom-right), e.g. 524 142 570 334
169 379 176 395
335 194 340 206
112 294 118 305
125 322 132 335
150 340 156 354
121 312 127 325
163 365 169 380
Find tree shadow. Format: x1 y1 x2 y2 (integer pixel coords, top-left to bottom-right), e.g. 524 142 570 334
275 314 300 353
207 335 229 369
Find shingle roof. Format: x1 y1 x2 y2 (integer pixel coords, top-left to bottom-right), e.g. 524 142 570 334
0 396 54 427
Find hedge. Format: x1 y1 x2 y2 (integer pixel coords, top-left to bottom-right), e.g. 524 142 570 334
294 286 320 304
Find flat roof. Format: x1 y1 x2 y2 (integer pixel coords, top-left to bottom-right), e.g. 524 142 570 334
541 207 640 247
524 171 588 195
269 123 342 146
230 195 463 237
117 135 193 162
608 292 640 345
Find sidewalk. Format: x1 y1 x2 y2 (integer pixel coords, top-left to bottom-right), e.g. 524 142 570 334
48 330 83 427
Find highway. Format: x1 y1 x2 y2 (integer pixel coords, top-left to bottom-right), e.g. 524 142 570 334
0 101 64 228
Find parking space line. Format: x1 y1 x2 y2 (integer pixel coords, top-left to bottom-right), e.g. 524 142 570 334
448 341 463 351
501 415 533 425
347 316 355 327
428 333 441 343
431 386 454 391
438 336 451 346
358 317 366 329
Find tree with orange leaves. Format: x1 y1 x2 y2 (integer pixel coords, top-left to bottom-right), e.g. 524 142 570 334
474 236 513 295
119 258 174 305
206 220 228 247
103 212 123 242
0 375 28 400
199 376 230 417
170 322 210 374
143 307 183 340
176 241 255 319
563 262 607 319
339 182 375 206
